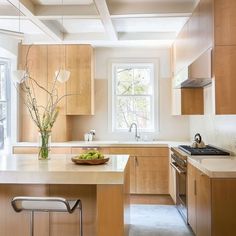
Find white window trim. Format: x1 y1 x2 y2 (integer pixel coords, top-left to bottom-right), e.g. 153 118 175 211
108 58 160 134
0 58 11 149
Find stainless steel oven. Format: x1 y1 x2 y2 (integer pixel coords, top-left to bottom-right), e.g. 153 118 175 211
170 150 187 222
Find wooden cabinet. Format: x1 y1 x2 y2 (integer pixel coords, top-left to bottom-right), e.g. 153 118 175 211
172 87 204 115
214 46 236 114
186 163 236 236
72 146 169 194
18 45 48 142
135 155 168 194
171 0 213 116
199 0 213 51
187 164 211 235
214 0 236 46
66 45 94 115
173 0 213 76
174 22 189 74
213 0 236 114
187 164 197 234
18 44 94 142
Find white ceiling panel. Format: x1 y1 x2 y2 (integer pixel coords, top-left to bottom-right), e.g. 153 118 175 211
0 19 44 34
57 19 105 33
113 17 188 33
31 0 94 5
107 0 196 3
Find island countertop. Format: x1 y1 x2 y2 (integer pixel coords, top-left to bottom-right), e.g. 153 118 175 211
0 154 129 185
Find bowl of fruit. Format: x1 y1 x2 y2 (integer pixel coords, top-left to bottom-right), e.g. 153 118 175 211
71 150 109 165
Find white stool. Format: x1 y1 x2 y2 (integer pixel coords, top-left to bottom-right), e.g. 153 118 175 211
11 196 82 236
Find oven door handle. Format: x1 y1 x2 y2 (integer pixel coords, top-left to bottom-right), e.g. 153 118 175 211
170 162 186 174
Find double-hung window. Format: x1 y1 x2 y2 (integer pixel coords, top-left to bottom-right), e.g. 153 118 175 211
0 61 10 149
112 63 155 132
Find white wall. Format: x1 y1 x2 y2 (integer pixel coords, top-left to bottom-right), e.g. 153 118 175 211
70 47 190 141
190 83 236 154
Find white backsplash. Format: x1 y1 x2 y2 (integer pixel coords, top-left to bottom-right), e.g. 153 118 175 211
190 84 236 154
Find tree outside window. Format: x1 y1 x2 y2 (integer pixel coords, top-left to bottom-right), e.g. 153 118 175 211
112 63 155 132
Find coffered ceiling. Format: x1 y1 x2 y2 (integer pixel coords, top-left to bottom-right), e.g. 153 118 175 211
0 0 198 47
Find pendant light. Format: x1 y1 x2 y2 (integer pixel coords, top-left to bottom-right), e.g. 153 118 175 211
11 0 27 84
55 0 70 83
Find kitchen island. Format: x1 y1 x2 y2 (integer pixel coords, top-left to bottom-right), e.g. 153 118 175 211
0 154 130 236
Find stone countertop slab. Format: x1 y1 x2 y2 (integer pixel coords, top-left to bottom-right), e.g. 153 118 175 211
0 154 129 185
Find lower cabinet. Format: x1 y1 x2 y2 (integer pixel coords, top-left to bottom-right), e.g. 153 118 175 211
188 163 211 236
187 163 236 236
135 156 169 194
71 147 169 194
13 146 169 195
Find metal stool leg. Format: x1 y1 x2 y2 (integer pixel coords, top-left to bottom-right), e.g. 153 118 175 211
30 211 34 236
79 202 83 236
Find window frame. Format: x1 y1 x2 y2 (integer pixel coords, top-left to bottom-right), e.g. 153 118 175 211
0 59 11 149
108 59 159 133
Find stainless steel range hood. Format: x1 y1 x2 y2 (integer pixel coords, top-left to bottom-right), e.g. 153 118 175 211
174 48 212 88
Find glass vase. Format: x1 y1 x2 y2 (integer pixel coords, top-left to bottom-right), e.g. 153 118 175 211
38 130 51 160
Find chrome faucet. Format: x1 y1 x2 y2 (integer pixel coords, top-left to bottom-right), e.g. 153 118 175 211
129 123 140 141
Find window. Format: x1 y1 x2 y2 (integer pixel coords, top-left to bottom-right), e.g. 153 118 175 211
0 61 10 149
111 63 156 132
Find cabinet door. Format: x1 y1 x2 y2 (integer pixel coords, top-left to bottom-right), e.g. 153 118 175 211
181 88 204 115
135 156 168 194
187 163 197 234
214 46 236 114
214 0 236 45
48 45 69 142
66 45 94 115
18 45 48 142
199 0 213 50
196 169 211 236
175 22 189 74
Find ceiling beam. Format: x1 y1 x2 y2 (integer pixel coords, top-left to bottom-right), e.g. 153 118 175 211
35 4 99 19
93 0 117 41
7 0 63 41
109 2 195 17
118 32 176 41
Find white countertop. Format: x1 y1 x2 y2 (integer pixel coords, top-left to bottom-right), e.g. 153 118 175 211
0 154 129 185
13 140 191 148
188 155 236 178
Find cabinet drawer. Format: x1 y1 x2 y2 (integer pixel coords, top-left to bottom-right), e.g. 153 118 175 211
108 147 169 157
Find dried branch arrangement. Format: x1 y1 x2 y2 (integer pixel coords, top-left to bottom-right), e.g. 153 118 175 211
13 45 71 159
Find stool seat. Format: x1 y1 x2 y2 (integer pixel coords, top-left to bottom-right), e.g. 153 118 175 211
12 196 80 213
11 196 82 236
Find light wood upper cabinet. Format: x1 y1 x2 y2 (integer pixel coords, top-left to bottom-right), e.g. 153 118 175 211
18 45 48 142
18 44 94 141
172 87 204 115
66 45 94 115
199 0 213 50
173 0 213 76
214 0 236 46
188 4 201 61
213 0 236 114
214 46 236 114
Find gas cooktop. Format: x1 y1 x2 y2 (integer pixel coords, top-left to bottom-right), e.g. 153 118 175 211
179 145 230 156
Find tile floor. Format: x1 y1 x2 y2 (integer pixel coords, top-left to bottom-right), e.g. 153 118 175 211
129 204 194 236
